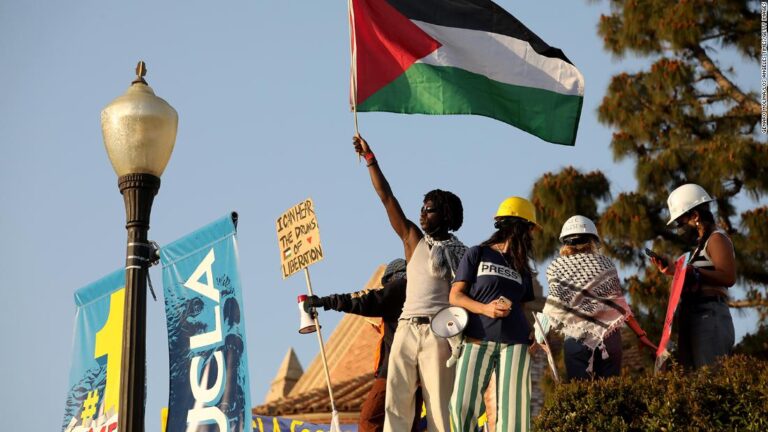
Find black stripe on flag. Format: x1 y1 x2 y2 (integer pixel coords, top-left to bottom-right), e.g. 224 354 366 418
386 0 573 65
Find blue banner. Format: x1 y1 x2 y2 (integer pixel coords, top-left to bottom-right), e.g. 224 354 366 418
252 416 358 432
62 269 125 432
162 213 252 431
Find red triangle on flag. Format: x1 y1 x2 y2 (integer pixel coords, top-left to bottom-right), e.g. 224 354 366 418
352 0 441 104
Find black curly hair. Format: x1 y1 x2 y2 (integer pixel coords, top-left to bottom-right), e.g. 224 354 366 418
423 189 463 232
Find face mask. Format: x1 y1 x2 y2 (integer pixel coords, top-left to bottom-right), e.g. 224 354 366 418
677 224 699 244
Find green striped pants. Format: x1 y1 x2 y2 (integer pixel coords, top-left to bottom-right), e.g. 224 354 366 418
449 341 531 432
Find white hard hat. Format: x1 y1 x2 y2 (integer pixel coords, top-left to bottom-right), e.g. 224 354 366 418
559 215 600 242
666 183 713 225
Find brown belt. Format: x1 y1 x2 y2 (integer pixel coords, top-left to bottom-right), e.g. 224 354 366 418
683 286 728 303
699 286 728 298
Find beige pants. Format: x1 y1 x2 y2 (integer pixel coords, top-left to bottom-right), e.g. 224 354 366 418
384 320 455 432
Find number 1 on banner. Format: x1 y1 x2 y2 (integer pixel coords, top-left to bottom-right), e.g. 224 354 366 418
94 288 125 416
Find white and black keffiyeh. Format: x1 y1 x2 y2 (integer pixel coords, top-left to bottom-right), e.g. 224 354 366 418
424 233 467 280
544 253 630 365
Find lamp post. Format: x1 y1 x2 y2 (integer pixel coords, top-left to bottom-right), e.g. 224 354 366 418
101 61 178 431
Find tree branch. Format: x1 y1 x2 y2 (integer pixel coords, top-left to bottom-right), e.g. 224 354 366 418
704 113 761 125
690 45 761 115
700 32 729 42
694 93 729 105
695 93 721 99
724 178 744 197
694 73 715 83
729 298 768 309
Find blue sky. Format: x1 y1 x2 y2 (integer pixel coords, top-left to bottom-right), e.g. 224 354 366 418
0 1 761 430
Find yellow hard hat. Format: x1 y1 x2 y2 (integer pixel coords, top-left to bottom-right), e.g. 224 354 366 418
495 197 538 226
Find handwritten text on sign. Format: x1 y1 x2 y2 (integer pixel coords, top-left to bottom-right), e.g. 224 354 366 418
277 198 323 278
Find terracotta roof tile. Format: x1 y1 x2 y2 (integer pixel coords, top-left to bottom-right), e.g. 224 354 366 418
264 348 304 403
253 266 386 423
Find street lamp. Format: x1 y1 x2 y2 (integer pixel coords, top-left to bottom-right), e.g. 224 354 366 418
101 61 177 431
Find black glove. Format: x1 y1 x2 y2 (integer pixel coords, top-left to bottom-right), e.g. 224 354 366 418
303 295 319 313
304 295 333 313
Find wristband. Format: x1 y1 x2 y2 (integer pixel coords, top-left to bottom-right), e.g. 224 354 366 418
365 152 377 167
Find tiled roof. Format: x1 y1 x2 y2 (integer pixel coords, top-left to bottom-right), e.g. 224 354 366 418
253 266 386 424
253 375 373 424
287 313 381 396
264 348 304 404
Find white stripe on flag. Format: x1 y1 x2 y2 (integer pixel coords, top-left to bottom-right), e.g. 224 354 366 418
413 21 584 97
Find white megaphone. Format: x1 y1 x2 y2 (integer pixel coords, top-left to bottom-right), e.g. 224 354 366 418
431 306 468 338
298 294 320 334
430 306 468 367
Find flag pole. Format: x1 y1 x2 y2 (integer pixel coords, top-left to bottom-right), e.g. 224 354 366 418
304 267 341 431
348 0 360 138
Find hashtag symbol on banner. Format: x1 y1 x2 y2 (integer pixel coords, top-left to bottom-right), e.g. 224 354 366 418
81 389 99 423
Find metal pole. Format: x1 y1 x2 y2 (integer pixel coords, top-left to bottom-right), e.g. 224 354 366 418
117 173 160 432
303 268 340 423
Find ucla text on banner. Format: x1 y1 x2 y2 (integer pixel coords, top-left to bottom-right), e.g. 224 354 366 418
161 213 253 431
252 416 358 432
62 269 125 432
277 198 323 278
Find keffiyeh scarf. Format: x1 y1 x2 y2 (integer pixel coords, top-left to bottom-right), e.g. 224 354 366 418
424 233 467 280
543 253 630 367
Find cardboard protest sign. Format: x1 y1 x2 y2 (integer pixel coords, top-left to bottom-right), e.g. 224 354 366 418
655 253 690 372
277 198 323 278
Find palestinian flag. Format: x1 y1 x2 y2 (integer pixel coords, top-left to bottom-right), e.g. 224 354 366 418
349 0 585 146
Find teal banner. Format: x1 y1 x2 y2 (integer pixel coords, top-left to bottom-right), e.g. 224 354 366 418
162 213 253 431
62 269 125 432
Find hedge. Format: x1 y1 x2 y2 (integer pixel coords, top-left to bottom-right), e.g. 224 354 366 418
534 355 768 431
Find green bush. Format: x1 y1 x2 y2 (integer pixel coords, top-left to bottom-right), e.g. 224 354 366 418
534 355 768 432
734 325 768 360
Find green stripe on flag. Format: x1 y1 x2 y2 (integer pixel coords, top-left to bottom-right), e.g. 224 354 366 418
358 63 583 145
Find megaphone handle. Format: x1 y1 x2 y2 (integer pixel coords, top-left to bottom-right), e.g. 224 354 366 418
305 268 339 413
